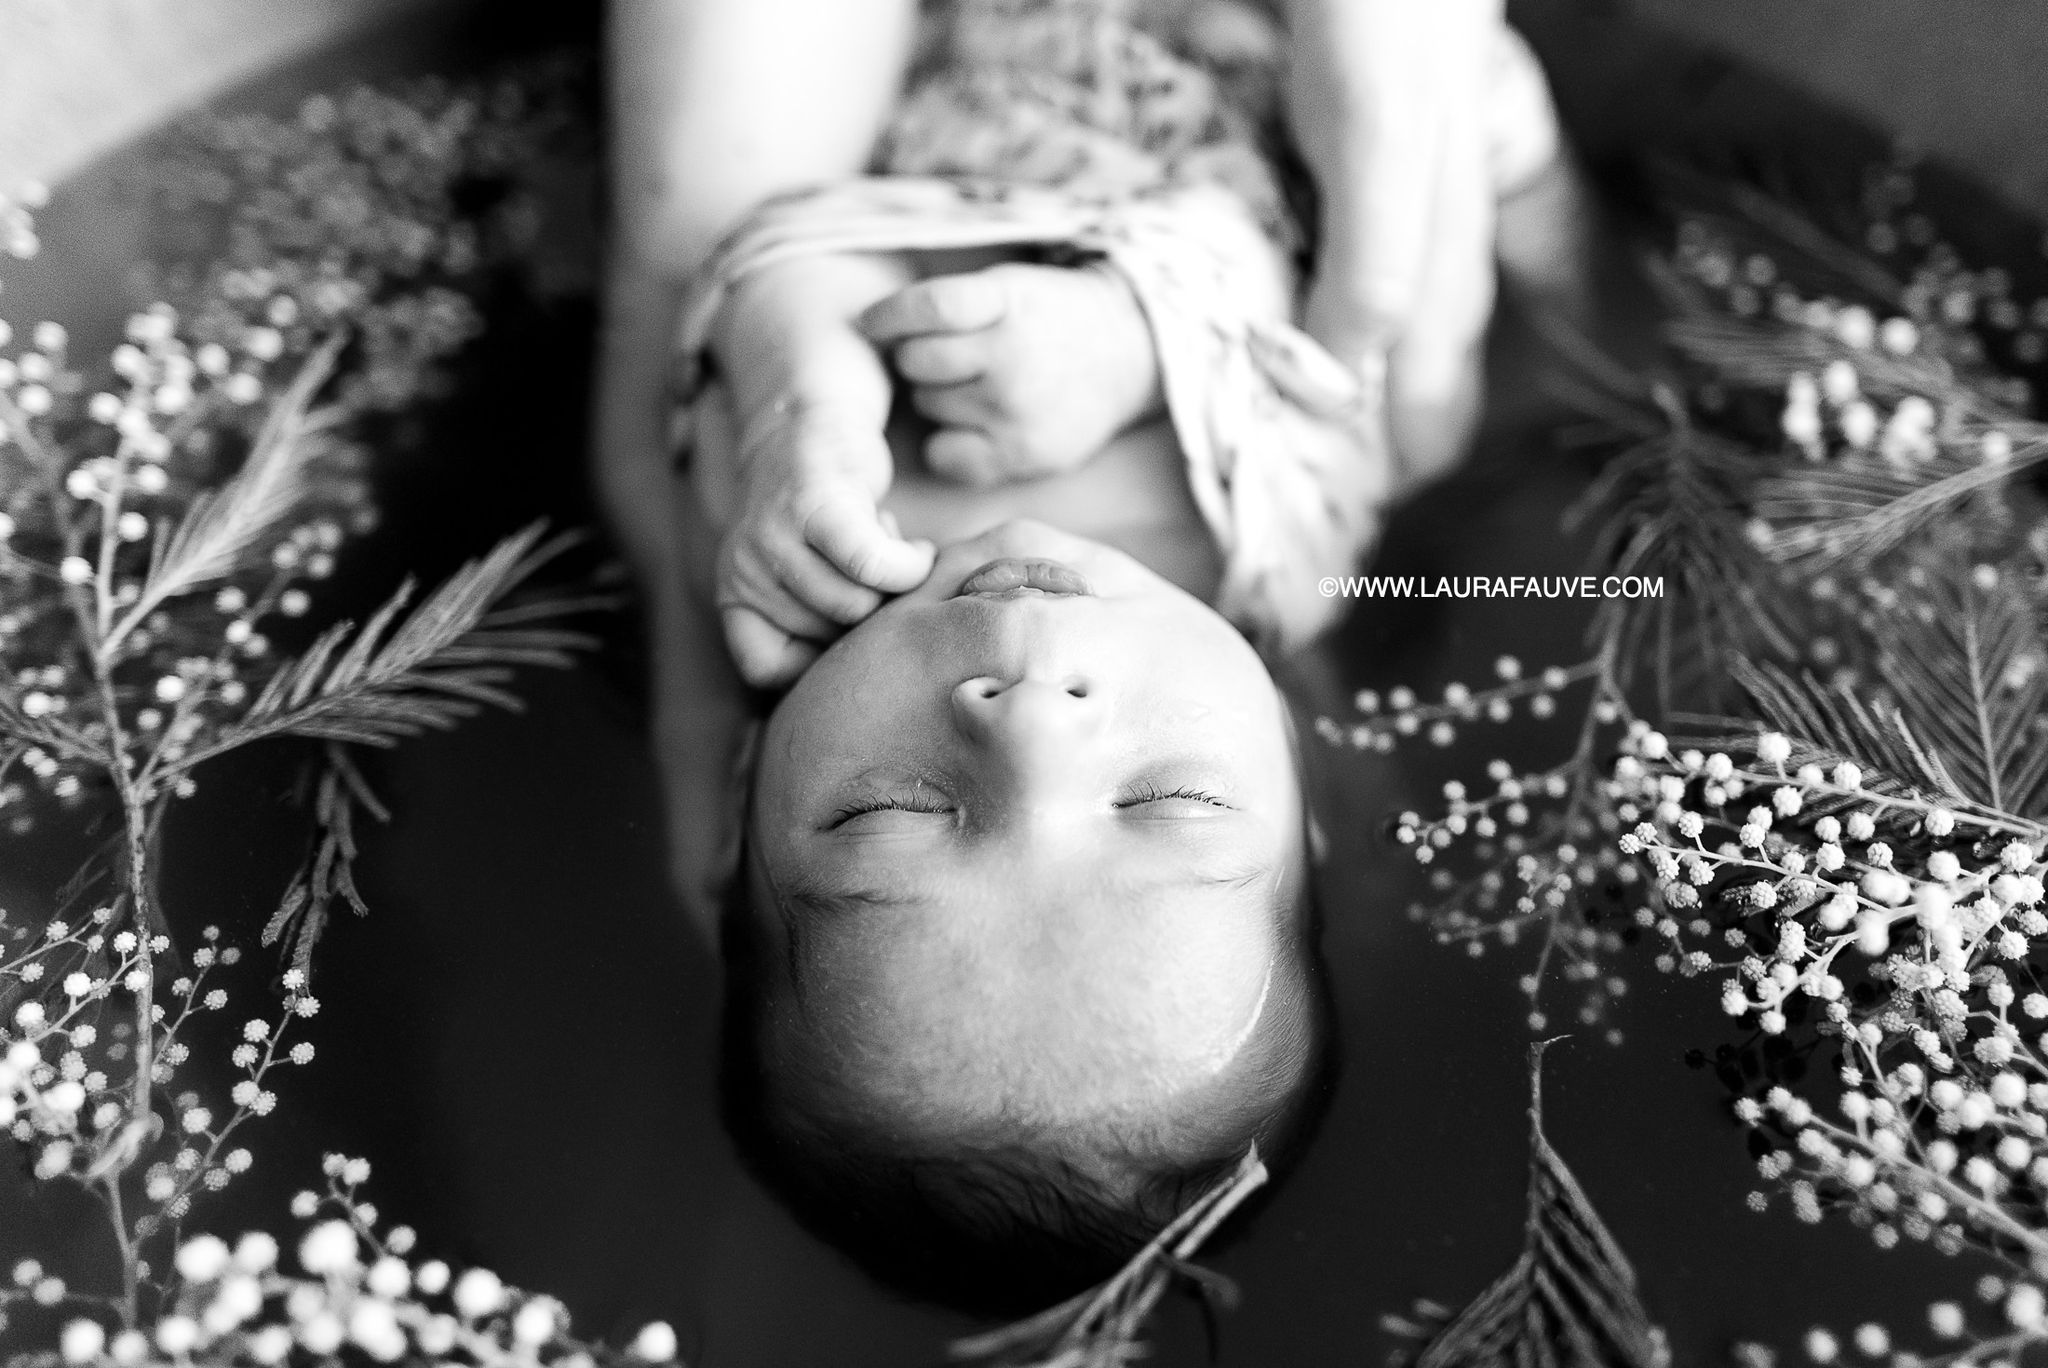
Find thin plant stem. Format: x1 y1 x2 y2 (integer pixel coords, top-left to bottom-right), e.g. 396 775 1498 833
102 1176 138 1327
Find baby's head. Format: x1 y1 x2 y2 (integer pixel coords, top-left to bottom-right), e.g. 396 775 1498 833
722 519 1332 1309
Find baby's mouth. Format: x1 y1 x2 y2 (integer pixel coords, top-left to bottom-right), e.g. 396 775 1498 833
954 558 1093 599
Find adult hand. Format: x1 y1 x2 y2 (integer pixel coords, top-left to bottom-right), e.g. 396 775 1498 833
1284 0 1535 493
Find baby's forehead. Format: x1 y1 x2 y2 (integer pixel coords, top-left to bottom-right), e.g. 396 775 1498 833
804 960 1275 1133
790 876 1277 1042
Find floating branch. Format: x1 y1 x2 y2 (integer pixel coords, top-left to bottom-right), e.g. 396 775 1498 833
1390 1043 1670 1368
948 1148 1268 1368
164 522 595 769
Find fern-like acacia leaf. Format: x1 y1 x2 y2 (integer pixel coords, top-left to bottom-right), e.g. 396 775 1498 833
169 523 591 772
1871 571 2048 816
1571 421 1795 703
1397 1044 1670 1368
1751 439 2048 566
101 338 345 659
263 744 385 980
1725 659 1961 803
948 1150 1267 1368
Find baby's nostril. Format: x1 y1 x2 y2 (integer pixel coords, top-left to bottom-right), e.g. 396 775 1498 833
1065 682 1089 698
980 684 1001 699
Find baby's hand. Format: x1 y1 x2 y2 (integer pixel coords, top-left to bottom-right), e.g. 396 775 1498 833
717 398 934 689
858 262 1163 487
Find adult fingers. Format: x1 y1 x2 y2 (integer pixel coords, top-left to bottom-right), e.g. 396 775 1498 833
858 271 1009 342
1386 338 1486 494
895 330 989 385
1338 69 1438 343
1386 46 1495 491
720 604 822 690
1295 0 1500 361
803 495 936 592
924 426 1004 487
1489 28 1596 329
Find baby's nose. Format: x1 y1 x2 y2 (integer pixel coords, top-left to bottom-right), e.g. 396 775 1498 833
951 675 1101 750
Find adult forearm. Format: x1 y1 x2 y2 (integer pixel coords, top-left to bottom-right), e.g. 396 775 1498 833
1279 0 1500 293
593 259 688 584
598 0 916 572
607 0 918 279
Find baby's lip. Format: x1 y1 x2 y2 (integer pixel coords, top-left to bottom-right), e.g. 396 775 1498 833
954 558 1093 599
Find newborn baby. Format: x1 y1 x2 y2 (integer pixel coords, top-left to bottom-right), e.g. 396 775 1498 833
654 0 1564 1308
690 238 1333 1310
721 518 1330 1309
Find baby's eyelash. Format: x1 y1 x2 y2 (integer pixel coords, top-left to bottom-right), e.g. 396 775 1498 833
829 792 953 826
1116 784 1226 808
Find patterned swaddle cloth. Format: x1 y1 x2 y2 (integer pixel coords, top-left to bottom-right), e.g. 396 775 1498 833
675 0 1431 652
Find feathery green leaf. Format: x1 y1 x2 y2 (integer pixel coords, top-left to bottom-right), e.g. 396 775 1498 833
101 339 345 660
169 523 592 771
948 1150 1267 1368
1872 568 2048 815
1392 1044 1670 1368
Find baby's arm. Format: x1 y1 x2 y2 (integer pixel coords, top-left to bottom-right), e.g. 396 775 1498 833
858 259 1164 487
703 252 936 688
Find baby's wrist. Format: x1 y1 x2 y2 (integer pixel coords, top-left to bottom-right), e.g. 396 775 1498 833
734 391 889 500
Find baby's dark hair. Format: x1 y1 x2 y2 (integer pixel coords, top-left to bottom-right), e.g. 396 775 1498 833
717 849 1337 1316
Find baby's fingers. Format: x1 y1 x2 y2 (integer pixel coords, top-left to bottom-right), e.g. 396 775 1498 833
723 526 877 631
720 604 822 690
859 272 1008 343
804 496 936 593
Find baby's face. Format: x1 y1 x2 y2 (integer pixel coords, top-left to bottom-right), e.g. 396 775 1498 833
751 519 1305 1139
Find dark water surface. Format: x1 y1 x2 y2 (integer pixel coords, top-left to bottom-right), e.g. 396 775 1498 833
2 4 1999 1363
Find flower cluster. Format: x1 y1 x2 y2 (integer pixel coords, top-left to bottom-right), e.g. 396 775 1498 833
19 1162 679 1368
1 69 595 1368
1610 725 2048 1286
0 294 368 833
0 76 587 841
1316 656 1598 755
1325 653 1642 1037
141 71 589 419
1 918 321 1219
1747 1275 2048 1368
1673 142 2045 394
1337 143 2048 1361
